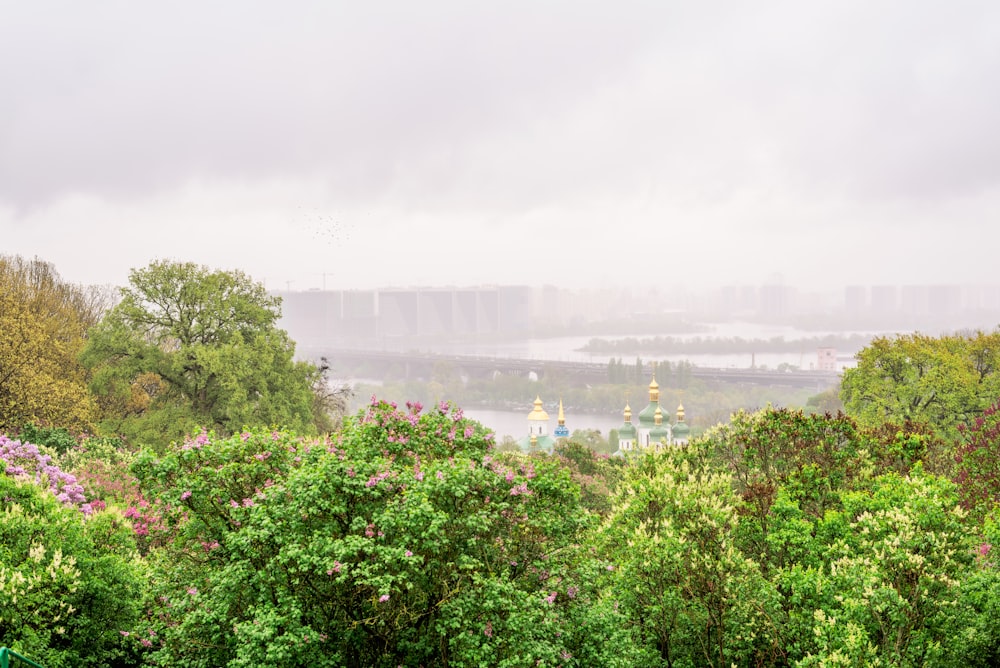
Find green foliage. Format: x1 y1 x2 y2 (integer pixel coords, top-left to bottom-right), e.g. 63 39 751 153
842 331 1000 441
697 408 874 565
551 440 624 516
782 468 973 666
567 427 611 454
600 448 783 667
17 424 77 455
595 408 982 667
81 260 320 449
133 400 591 667
0 474 144 668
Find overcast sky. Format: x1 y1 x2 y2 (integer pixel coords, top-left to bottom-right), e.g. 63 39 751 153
2 1 998 293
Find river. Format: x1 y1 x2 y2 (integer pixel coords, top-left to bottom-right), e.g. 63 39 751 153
409 322 876 371
463 408 625 442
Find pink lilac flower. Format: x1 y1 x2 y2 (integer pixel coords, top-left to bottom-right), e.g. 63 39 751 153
141 638 153 648
180 490 192 500
379 594 390 603
545 592 557 604
327 561 342 575
484 620 493 638
120 631 130 637
187 587 198 595
405 550 413 557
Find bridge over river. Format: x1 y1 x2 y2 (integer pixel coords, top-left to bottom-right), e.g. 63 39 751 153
320 348 841 390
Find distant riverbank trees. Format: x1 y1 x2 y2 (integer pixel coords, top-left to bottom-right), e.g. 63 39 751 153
579 333 873 356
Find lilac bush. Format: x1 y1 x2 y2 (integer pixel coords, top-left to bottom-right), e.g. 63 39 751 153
0 434 92 513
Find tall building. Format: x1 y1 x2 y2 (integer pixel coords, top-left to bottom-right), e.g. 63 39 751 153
870 285 899 314
844 286 868 315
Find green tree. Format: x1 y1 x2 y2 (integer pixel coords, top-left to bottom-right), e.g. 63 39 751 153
841 331 1000 440
600 448 782 667
0 256 105 433
132 400 591 667
785 468 974 666
81 261 320 448
568 427 611 454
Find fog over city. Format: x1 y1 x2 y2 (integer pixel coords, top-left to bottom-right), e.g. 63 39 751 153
2 1 999 293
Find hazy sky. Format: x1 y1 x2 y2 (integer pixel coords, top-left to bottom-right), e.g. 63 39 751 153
2 1 998 292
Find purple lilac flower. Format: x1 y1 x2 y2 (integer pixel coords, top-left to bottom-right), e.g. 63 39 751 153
0 436 91 513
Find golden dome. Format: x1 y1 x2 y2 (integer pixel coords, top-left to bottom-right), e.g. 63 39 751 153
676 401 685 422
528 396 550 421
557 398 566 425
654 405 663 425
648 369 660 402
623 401 633 422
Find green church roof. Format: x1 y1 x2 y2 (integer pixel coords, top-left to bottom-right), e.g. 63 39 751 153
637 401 660 426
517 433 558 454
649 424 670 443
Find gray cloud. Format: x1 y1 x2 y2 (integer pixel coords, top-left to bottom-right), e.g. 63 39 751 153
1 0 998 290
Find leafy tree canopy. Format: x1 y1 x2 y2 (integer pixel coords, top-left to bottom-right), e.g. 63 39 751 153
130 400 591 667
81 260 320 448
841 331 1000 440
0 255 104 433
